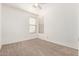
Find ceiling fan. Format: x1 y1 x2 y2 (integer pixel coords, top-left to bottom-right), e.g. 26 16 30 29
32 3 42 9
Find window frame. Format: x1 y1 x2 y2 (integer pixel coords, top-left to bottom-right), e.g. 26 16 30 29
29 17 37 33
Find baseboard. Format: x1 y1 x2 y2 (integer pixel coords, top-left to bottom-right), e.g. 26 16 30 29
2 36 37 45
43 39 78 50
38 34 78 50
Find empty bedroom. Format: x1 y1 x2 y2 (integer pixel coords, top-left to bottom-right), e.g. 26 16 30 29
0 3 79 56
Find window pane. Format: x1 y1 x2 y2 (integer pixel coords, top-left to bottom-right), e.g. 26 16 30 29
29 25 36 33
29 17 36 25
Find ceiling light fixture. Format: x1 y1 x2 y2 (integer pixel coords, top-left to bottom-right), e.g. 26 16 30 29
33 3 42 9
34 3 38 7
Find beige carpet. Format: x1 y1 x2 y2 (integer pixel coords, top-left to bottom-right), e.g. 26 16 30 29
0 38 78 56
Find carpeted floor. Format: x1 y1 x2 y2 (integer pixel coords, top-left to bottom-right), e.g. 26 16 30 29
0 38 78 56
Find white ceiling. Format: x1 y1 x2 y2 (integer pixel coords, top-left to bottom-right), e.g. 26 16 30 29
4 3 46 15
3 3 78 16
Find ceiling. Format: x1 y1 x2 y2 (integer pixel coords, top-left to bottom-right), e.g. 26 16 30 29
4 3 46 15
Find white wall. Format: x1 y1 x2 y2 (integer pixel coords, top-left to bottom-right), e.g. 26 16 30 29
2 4 37 44
0 3 2 49
77 4 79 55
78 4 79 41
39 4 78 49
1 3 79 49
77 4 79 56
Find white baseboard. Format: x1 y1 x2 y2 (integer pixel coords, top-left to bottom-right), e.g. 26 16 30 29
2 35 37 45
38 34 78 50
44 39 78 50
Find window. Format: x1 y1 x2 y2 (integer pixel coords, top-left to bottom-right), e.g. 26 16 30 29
29 17 36 33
